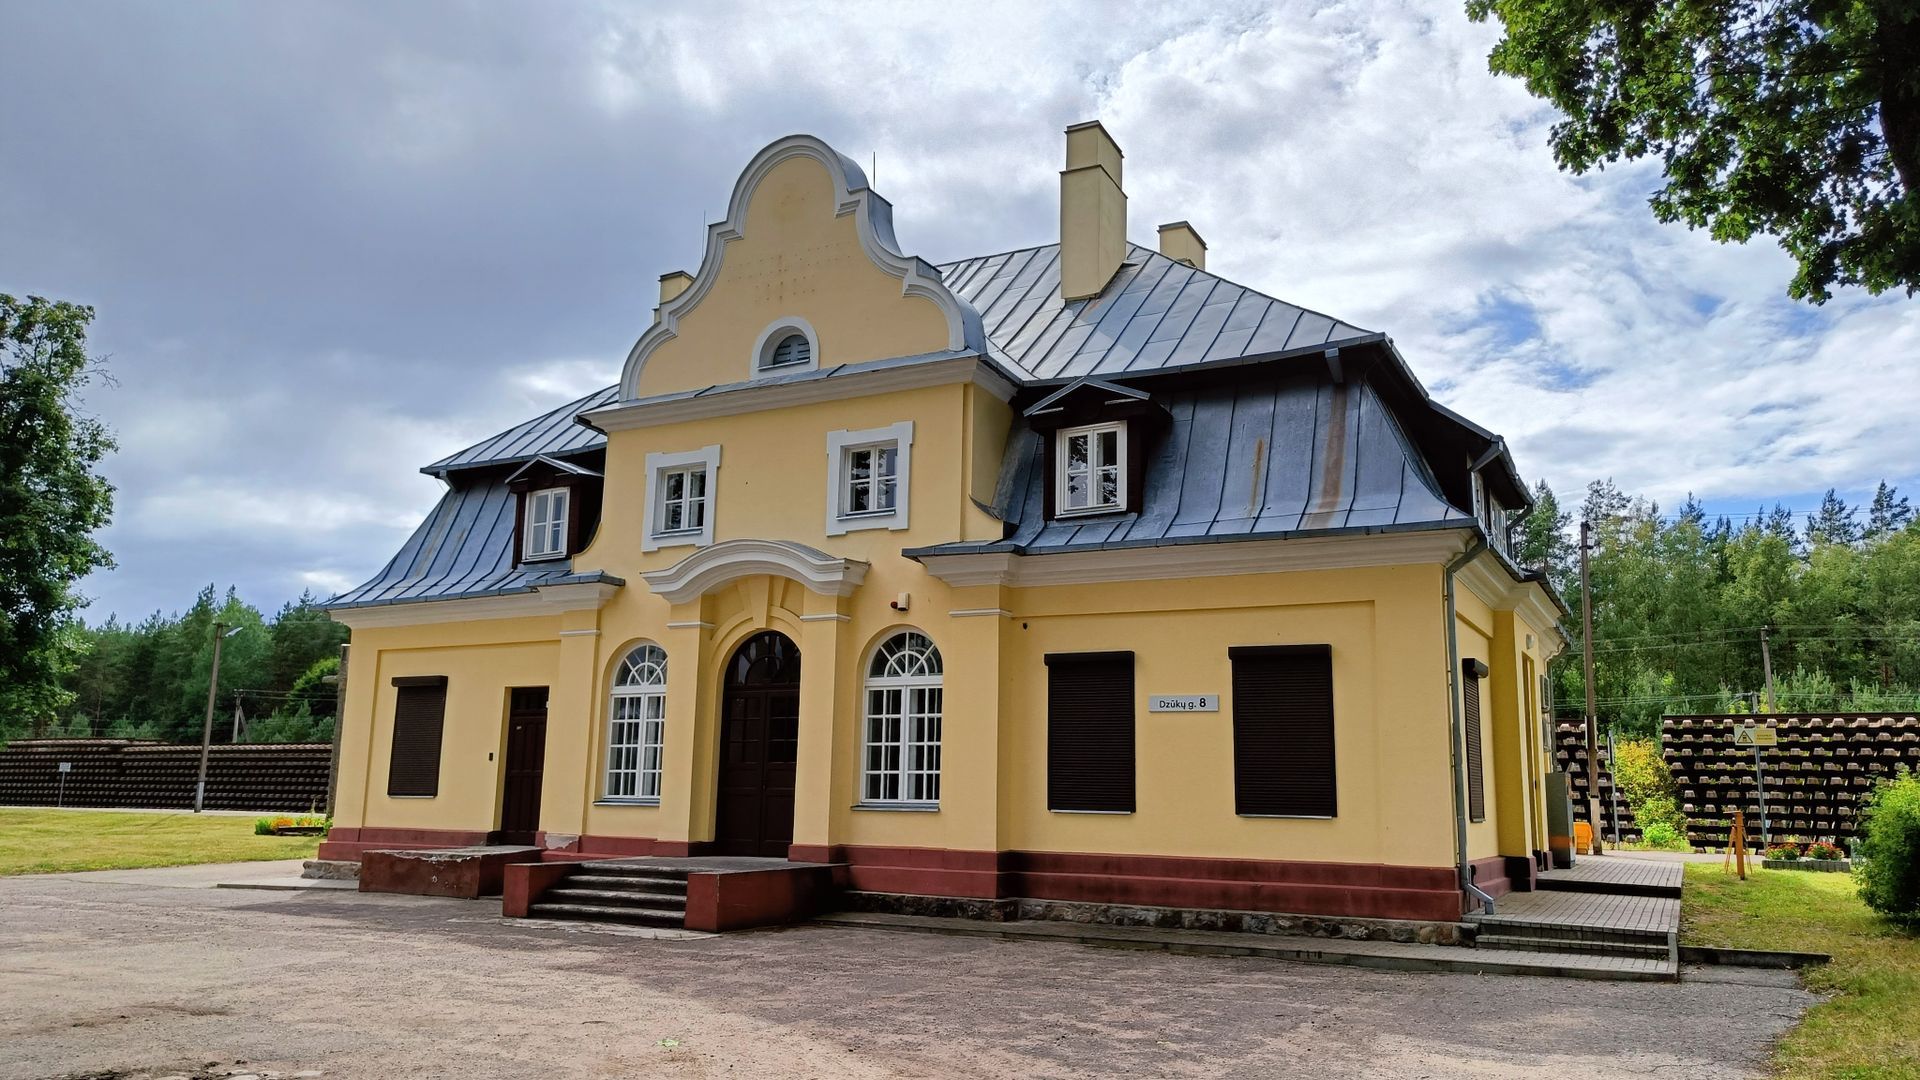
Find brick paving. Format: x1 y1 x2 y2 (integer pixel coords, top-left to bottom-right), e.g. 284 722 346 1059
1537 855 1684 896
1470 890 1681 937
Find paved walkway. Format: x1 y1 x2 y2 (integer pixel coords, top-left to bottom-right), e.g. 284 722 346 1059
0 866 1812 1079
1538 855 1684 895
1471 890 1681 937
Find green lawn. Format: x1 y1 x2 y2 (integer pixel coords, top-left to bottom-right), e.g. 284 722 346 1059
0 808 322 876
1683 863 1920 1079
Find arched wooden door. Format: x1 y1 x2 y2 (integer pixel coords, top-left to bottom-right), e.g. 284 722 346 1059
714 631 801 857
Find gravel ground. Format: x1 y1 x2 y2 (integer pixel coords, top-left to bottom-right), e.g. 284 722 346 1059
0 865 1814 1079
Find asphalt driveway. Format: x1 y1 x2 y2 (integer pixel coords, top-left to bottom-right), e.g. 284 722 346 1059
0 864 1813 1079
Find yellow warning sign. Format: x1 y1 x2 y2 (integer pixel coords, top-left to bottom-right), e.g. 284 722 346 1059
1733 723 1778 747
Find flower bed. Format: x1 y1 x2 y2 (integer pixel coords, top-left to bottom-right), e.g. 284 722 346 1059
1761 857 1852 872
255 813 330 836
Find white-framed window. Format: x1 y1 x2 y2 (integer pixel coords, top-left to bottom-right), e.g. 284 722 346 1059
605 643 667 802
861 630 942 807
1055 421 1126 515
642 445 721 552
825 420 913 535
750 317 820 377
522 487 569 561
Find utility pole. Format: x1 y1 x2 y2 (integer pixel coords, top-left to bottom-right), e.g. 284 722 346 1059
194 622 240 813
1579 519 1603 855
1759 626 1776 713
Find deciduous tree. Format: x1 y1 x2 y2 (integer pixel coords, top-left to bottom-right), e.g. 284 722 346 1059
0 295 114 738
1467 0 1920 301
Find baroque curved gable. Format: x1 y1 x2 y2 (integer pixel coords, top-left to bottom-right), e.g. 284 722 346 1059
620 134 984 400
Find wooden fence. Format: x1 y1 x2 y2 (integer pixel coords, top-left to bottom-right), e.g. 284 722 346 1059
0 738 330 813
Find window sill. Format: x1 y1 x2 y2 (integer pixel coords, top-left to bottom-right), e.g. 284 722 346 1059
1053 506 1126 520
1238 813 1336 820
385 794 437 800
595 798 661 807
853 801 939 812
521 552 567 564
1047 808 1133 815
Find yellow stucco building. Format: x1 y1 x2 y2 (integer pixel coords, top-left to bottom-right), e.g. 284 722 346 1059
322 124 1566 926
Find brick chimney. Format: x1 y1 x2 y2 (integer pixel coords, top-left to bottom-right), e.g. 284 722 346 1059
1157 221 1206 270
1059 121 1127 302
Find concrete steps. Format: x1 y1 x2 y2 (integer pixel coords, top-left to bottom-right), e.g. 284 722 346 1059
527 863 689 928
1475 931 1671 959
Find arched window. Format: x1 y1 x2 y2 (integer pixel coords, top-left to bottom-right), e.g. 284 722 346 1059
766 333 811 369
862 631 942 805
607 644 667 800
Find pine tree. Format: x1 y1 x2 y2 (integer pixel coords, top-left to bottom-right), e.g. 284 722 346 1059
1868 482 1915 540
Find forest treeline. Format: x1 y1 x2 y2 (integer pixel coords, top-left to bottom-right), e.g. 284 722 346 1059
1515 480 1920 737
17 585 350 745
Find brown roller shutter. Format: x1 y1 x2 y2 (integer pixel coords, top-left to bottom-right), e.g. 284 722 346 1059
1046 651 1134 813
387 676 448 798
1229 645 1336 817
1463 659 1487 822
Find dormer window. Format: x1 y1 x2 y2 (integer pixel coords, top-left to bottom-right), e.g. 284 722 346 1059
523 488 569 561
767 333 810 369
1056 422 1126 515
506 455 602 567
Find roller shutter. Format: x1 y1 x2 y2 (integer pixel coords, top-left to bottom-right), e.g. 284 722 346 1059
1229 645 1336 817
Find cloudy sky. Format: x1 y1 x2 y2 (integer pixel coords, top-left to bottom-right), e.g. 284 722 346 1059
5 1 1917 623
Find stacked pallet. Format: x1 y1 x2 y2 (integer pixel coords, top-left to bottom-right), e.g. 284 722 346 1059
0 739 331 813
1552 724 1641 843
1661 715 1920 851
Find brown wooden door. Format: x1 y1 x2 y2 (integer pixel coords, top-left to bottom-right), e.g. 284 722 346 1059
714 632 800 858
498 687 548 844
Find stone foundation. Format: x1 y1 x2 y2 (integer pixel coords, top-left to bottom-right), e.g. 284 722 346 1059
300 859 360 881
843 891 1465 945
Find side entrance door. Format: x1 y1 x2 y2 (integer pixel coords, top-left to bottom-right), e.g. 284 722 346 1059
714 631 801 857
498 686 548 845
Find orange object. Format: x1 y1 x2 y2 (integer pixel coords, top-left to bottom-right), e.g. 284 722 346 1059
1573 821 1594 850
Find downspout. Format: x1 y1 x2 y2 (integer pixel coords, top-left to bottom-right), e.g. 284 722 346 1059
1446 536 1497 916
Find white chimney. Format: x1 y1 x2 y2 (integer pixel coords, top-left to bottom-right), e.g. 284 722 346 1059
1059 121 1127 302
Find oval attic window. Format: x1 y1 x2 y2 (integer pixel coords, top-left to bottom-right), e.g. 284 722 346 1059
766 333 811 369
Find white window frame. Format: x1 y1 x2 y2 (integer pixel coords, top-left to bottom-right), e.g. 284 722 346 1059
1054 421 1127 517
825 420 913 535
750 316 820 378
642 445 720 552
522 487 569 562
603 643 667 804
859 630 942 809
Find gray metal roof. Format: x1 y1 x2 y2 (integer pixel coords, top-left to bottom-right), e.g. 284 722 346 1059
422 384 618 477
937 243 1373 382
327 478 619 609
909 372 1469 559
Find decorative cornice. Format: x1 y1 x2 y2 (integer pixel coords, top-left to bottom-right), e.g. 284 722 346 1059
798 613 852 622
948 608 1014 618
327 580 622 630
641 538 870 604
556 628 601 638
1454 551 1567 654
584 356 1014 433
914 531 1474 589
618 134 983 399
664 620 715 630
